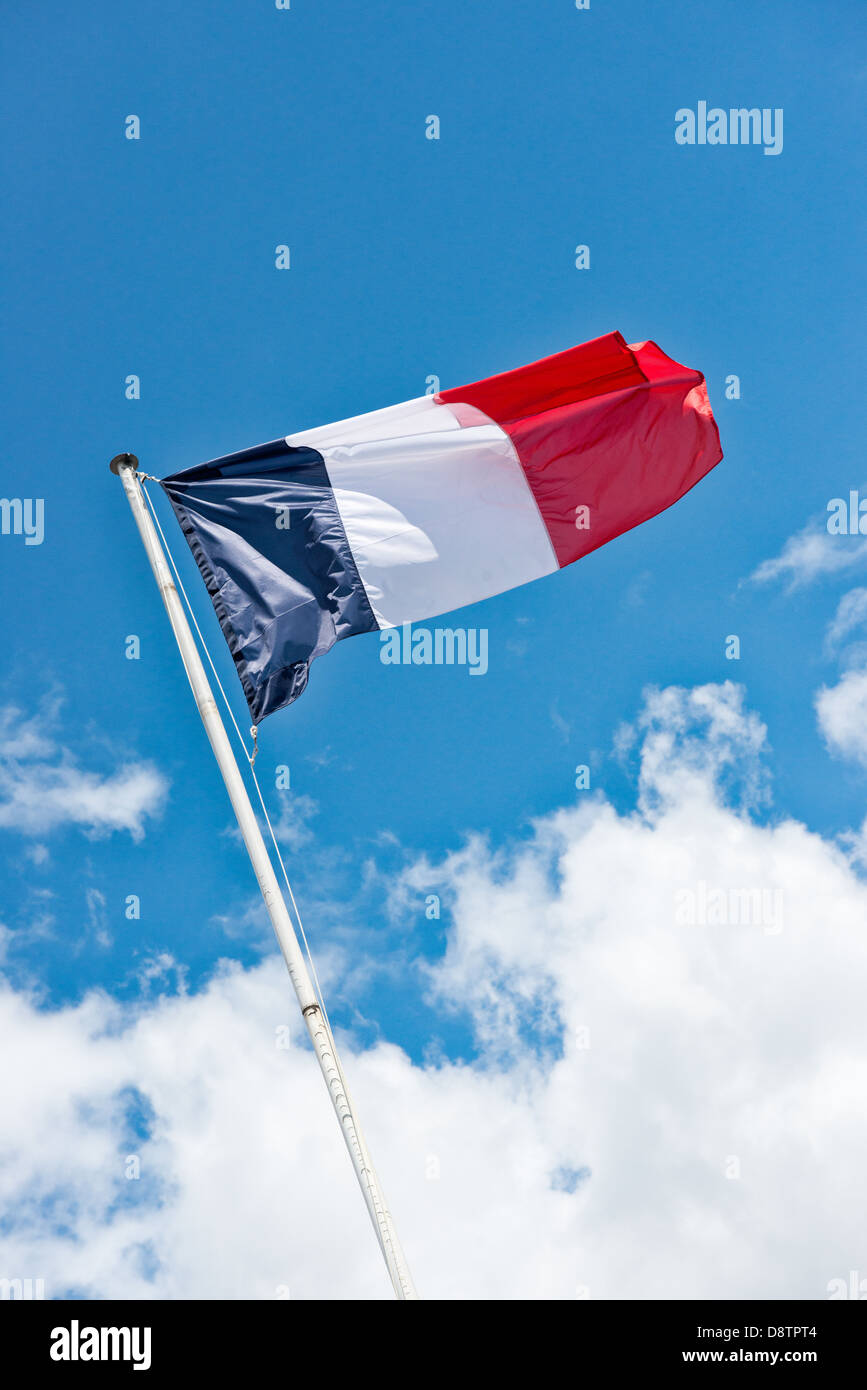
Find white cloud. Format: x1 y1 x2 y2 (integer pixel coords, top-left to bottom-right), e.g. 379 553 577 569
1 682 867 1300
816 668 867 770
633 680 769 812
825 586 867 654
815 588 867 770
84 887 110 950
0 762 167 840
269 791 318 851
749 521 867 591
0 698 61 761
0 699 167 840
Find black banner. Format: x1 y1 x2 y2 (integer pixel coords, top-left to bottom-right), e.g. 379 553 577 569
2 1298 865 1373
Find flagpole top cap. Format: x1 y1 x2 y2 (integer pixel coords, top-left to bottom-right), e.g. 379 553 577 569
110 452 140 475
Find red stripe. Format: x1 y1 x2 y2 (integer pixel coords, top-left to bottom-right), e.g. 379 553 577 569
438 333 723 568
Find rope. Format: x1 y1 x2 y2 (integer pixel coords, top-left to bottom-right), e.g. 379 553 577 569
139 479 334 1029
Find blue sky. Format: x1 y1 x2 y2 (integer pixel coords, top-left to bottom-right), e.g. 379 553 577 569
2 1 867 1300
2 0 865 1034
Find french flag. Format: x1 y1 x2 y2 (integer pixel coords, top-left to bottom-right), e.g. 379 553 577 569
162 332 722 722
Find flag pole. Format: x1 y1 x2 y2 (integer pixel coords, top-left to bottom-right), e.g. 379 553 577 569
110 452 418 1302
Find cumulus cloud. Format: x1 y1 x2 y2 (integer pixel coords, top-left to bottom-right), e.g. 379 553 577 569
1 682 867 1300
0 700 167 840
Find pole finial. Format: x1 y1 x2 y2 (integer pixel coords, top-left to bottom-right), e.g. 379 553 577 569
110 452 140 475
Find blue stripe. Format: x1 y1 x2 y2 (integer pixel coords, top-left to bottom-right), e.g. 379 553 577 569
162 440 378 722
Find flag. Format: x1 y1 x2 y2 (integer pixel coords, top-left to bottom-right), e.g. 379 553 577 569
161 332 722 722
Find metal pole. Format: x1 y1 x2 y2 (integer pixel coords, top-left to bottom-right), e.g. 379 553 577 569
110 452 418 1301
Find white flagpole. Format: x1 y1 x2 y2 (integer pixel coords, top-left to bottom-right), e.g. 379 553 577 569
110 452 418 1302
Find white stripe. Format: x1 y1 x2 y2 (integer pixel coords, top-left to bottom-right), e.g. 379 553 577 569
288 394 460 448
288 397 557 629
